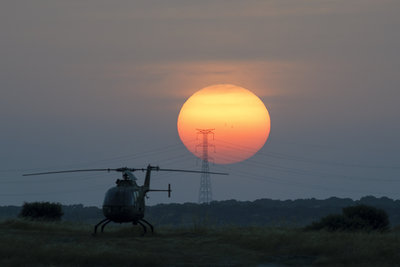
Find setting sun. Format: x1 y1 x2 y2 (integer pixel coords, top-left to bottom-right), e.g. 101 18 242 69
177 84 271 164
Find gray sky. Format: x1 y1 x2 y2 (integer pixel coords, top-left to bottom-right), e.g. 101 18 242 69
1 0 399 206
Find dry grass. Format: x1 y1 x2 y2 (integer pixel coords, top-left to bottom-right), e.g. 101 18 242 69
1 219 400 266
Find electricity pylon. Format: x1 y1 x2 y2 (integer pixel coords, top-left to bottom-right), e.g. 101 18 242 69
196 128 215 204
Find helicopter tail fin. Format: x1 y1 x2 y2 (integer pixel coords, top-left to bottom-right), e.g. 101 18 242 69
144 165 159 190
144 165 151 190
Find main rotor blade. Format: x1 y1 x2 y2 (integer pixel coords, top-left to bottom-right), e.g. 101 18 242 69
23 169 115 176
157 168 228 175
23 167 229 176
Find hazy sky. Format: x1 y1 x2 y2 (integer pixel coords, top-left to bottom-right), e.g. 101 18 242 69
1 0 399 206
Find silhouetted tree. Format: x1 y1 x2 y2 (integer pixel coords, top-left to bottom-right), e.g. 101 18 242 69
305 204 389 232
343 204 389 231
19 202 63 221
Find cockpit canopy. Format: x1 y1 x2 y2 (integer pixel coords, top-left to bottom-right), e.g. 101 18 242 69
103 186 139 206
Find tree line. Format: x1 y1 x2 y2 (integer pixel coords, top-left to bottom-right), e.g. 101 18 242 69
1 196 400 227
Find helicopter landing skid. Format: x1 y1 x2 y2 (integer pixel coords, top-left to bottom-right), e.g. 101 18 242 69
93 218 111 235
135 219 154 236
141 219 154 233
137 221 147 236
101 219 112 232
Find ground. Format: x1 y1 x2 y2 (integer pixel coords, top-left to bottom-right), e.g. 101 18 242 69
1 220 399 266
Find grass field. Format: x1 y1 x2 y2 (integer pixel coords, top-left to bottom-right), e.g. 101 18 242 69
1 219 400 266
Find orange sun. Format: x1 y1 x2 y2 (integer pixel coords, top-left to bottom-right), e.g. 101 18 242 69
177 84 271 164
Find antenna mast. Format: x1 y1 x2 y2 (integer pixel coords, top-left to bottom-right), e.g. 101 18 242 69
196 128 215 204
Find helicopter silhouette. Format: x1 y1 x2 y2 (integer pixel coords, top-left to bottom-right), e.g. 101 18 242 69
23 165 228 235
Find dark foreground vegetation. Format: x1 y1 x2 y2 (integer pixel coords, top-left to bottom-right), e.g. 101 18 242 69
1 219 400 266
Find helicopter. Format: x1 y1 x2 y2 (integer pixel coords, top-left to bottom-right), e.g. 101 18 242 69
23 165 228 235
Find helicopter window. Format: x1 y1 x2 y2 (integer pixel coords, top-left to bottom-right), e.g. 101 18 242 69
104 187 138 206
126 190 135 206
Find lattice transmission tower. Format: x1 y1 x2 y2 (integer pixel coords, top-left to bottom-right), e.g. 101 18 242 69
196 128 215 204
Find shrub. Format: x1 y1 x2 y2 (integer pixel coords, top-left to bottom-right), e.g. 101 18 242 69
305 204 389 232
19 202 63 221
343 205 389 232
305 214 350 231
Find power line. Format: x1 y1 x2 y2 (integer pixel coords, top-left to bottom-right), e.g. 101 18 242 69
215 138 400 170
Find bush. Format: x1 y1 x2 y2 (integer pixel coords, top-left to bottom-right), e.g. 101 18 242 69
19 202 63 221
305 204 389 232
305 214 350 231
343 205 389 232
